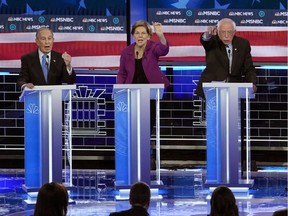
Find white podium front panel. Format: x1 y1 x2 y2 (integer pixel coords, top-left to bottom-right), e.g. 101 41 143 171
203 82 254 187
113 84 164 188
19 85 76 191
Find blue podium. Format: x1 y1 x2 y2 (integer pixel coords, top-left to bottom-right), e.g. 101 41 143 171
203 82 255 188
113 84 164 189
19 85 76 192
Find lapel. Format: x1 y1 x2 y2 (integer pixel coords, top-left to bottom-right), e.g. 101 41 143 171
231 38 237 74
142 40 152 64
49 51 57 75
128 44 135 70
219 42 229 69
144 40 152 55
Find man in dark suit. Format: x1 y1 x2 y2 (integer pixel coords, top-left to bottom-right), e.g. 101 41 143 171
196 18 257 176
195 18 257 98
17 27 76 90
109 182 151 216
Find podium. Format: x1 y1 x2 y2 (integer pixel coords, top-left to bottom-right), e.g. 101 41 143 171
113 84 164 189
203 82 255 188
19 85 76 192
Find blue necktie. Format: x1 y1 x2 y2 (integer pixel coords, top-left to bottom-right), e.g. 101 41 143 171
42 54 48 81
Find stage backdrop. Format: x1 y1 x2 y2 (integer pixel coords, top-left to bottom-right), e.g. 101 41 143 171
0 0 287 69
147 0 288 63
0 0 127 69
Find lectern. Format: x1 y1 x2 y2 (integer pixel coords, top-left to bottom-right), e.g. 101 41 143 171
203 82 255 188
19 85 76 192
113 84 164 188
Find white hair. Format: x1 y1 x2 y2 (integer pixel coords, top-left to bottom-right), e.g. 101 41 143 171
217 18 236 30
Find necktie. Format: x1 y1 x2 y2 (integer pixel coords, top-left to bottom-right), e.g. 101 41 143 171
226 45 232 74
42 54 48 81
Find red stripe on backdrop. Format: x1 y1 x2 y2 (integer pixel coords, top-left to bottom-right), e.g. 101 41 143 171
160 56 205 62
0 43 37 60
161 56 287 63
153 31 288 46
236 31 288 46
0 41 127 60
53 41 127 57
0 31 286 66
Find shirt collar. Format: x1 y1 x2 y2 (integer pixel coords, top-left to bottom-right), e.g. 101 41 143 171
39 50 51 59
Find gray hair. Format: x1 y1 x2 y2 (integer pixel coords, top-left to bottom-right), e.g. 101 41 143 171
36 27 53 39
217 18 236 30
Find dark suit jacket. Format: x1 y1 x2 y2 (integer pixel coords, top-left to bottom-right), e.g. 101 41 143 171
17 50 76 89
109 206 149 216
195 34 256 98
117 40 170 88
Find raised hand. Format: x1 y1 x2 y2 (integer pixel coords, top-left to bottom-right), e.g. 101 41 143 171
207 26 217 36
62 51 72 70
152 22 166 45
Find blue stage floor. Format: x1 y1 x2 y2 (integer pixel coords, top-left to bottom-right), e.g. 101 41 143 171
0 168 287 216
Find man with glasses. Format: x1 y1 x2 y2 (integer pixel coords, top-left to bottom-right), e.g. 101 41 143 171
195 18 257 98
195 18 257 178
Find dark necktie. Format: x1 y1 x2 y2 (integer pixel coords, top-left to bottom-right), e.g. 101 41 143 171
42 54 48 81
226 45 232 74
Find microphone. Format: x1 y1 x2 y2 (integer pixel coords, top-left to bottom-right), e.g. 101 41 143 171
136 51 139 59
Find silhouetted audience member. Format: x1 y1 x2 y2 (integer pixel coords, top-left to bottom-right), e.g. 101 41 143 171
109 181 151 216
273 208 288 216
209 185 239 216
34 182 69 216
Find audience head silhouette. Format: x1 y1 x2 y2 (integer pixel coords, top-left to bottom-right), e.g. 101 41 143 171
129 181 151 209
34 182 69 216
272 208 288 216
109 181 151 216
210 186 239 216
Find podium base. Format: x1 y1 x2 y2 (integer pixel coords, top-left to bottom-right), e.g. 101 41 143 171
115 180 164 189
22 184 40 193
22 183 75 193
206 186 253 200
114 180 164 200
23 197 76 207
22 184 76 207
115 188 163 201
205 179 254 188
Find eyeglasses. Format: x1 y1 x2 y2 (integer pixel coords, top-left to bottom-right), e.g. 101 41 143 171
134 32 148 37
218 30 235 37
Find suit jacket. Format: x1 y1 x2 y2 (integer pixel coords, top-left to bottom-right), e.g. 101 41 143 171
109 206 149 216
17 50 76 89
117 40 170 88
195 34 256 98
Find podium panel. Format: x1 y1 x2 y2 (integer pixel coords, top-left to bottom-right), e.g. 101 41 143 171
19 85 76 191
113 84 164 188
203 82 254 187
